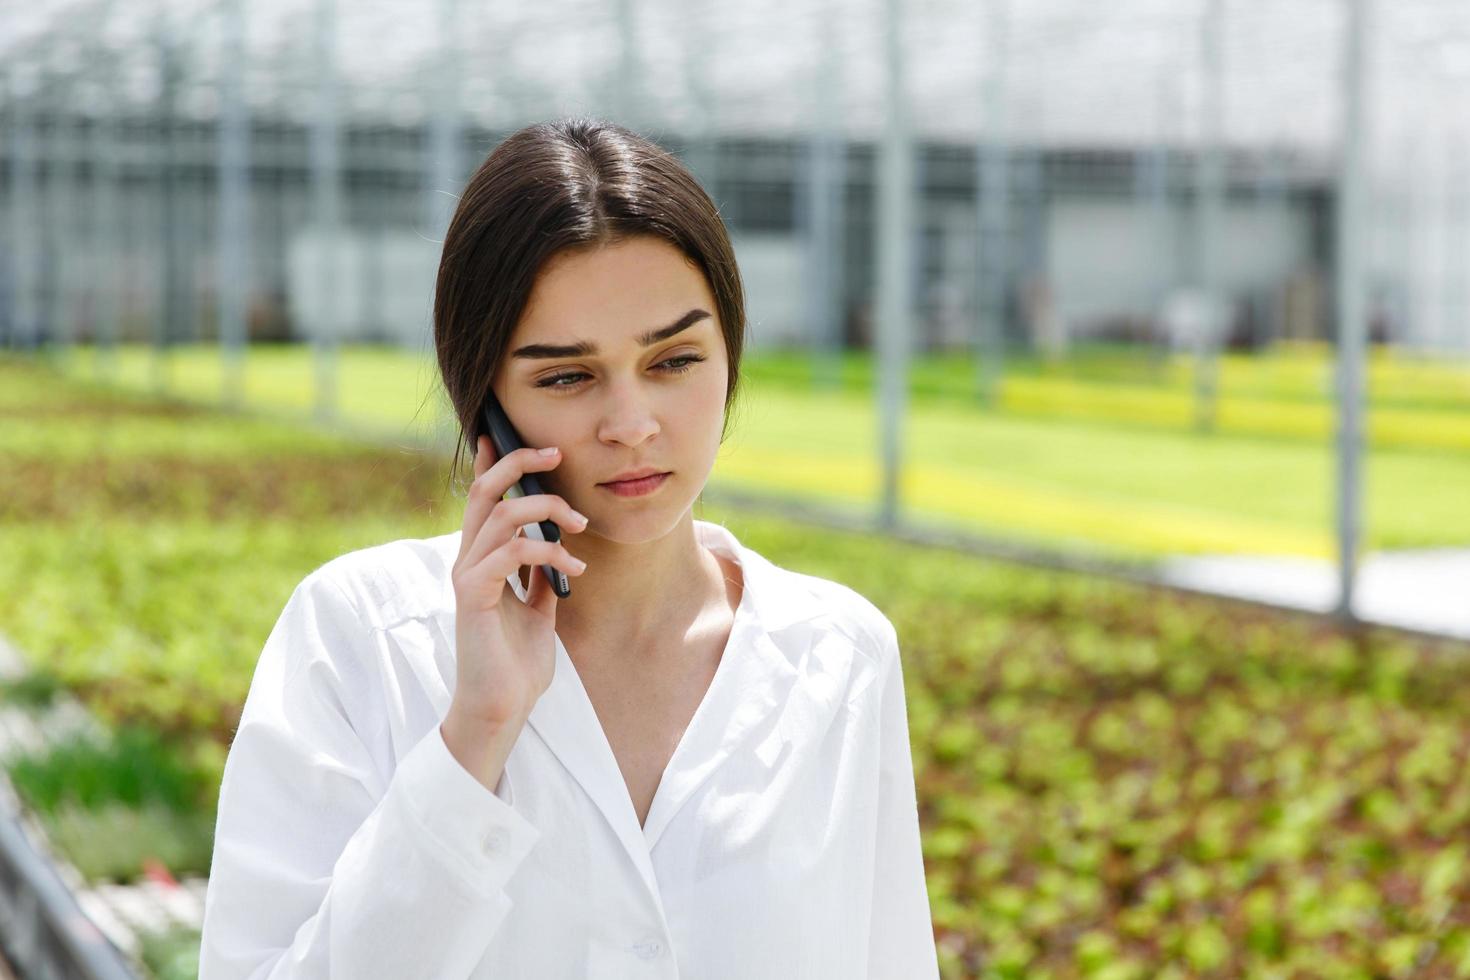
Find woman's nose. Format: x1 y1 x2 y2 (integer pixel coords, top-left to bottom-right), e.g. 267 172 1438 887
596 382 661 446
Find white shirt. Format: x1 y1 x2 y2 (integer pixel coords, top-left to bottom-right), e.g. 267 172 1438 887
198 518 939 979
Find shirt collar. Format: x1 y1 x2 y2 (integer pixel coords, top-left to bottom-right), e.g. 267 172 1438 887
495 517 821 636
502 518 824 907
693 519 821 635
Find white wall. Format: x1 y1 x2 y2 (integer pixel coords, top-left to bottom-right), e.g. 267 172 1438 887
1047 196 1313 337
286 229 818 353
730 232 807 349
286 229 439 345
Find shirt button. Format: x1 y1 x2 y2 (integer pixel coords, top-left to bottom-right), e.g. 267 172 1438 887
630 937 664 960
483 826 510 855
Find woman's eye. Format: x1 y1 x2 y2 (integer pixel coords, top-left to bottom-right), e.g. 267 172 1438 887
535 355 706 390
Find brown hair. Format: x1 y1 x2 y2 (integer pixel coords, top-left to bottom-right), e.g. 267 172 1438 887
432 117 747 493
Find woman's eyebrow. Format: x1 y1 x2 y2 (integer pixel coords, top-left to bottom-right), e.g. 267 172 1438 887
511 308 711 360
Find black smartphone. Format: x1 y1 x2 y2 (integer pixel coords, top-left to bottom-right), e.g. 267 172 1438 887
481 394 572 598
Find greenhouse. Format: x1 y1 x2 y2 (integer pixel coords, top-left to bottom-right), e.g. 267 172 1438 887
2 0 1469 977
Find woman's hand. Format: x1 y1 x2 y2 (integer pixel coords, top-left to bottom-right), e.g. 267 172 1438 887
448 436 588 731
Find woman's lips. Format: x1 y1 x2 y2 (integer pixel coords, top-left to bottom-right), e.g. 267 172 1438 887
597 472 671 497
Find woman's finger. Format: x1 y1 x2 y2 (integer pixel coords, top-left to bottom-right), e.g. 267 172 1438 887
456 536 585 599
460 493 587 571
455 440 563 569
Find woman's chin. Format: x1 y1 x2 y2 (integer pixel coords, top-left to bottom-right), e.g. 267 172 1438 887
581 497 698 543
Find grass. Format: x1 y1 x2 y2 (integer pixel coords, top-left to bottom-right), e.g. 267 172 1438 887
735 508 1470 977
25 340 1470 559
138 924 203 980
3 351 1470 975
4 724 220 882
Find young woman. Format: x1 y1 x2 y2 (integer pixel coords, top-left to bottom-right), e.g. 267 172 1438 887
199 118 938 979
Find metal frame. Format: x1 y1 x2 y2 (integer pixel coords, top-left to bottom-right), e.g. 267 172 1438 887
0 804 140 980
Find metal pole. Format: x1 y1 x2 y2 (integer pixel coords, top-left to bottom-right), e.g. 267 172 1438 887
425 0 461 244
310 0 342 421
44 63 83 370
1150 65 1184 359
1426 123 1448 354
218 0 251 409
6 67 41 354
1411 85 1443 355
1193 0 1224 432
1440 133 1467 358
974 0 1009 406
680 0 721 247
153 20 182 395
806 0 847 391
616 0 638 127
90 45 122 383
1136 144 1163 342
1255 145 1288 348
1141 68 1173 348
1388 120 1415 352
1404 123 1430 353
1334 0 1372 621
875 0 913 530
802 132 838 376
0 804 142 980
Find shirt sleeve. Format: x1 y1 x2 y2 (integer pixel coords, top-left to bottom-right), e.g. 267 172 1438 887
198 569 541 980
867 617 941 980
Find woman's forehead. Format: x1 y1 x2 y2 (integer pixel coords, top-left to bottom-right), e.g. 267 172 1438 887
516 241 716 343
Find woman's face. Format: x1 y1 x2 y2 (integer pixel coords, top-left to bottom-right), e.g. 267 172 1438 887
490 235 729 542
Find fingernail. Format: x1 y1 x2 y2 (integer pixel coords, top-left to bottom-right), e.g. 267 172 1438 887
571 510 588 525
572 557 587 571
539 447 559 456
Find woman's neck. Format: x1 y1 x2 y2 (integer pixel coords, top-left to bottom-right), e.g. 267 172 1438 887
532 514 732 660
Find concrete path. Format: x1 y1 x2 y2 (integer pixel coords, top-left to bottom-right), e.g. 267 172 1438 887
1158 547 1470 641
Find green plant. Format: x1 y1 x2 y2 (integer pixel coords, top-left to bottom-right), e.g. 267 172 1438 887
137 923 203 980
5 725 219 881
0 668 63 710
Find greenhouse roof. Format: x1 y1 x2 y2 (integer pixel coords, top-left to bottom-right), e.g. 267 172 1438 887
3 0 1469 166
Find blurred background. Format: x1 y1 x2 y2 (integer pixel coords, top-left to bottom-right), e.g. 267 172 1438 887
1 0 1468 977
